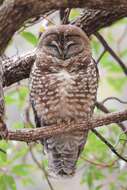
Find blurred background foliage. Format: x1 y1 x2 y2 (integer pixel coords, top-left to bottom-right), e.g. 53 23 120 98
0 9 127 190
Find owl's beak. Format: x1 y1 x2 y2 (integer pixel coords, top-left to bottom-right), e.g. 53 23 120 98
59 46 68 60
59 50 68 60
58 47 64 59
50 41 70 60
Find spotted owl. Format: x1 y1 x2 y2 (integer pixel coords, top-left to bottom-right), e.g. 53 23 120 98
29 25 98 177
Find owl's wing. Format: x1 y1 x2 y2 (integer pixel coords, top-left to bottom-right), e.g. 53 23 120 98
31 102 41 128
31 101 45 145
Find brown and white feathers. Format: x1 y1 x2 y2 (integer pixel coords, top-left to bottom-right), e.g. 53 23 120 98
29 25 98 177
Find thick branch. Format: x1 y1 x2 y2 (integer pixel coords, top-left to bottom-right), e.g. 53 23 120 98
2 51 36 87
0 0 127 53
73 8 127 36
1 109 127 142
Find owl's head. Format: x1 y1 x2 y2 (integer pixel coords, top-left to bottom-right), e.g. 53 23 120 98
37 25 91 60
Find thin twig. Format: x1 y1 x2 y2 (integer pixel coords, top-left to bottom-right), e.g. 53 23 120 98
91 129 127 162
116 25 127 54
94 102 127 162
96 102 127 133
0 148 6 154
29 145 54 190
95 32 127 76
81 155 117 168
62 8 71 24
101 96 127 105
24 105 34 128
97 49 106 64
19 10 56 33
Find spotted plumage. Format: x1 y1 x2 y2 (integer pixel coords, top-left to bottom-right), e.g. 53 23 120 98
29 25 98 177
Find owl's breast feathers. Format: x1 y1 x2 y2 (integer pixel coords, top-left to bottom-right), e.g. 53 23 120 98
30 57 98 125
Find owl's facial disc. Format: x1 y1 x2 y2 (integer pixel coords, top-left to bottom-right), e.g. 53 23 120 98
43 33 84 60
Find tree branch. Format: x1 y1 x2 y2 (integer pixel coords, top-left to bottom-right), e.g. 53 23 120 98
101 97 127 105
0 109 126 142
0 57 8 138
92 129 127 162
96 102 127 133
73 8 127 36
2 51 36 87
95 32 127 75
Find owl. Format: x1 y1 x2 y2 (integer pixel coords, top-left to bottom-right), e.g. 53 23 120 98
29 25 98 177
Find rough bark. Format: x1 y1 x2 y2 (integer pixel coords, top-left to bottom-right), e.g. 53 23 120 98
2 51 36 87
1 109 127 142
0 58 7 137
74 8 127 36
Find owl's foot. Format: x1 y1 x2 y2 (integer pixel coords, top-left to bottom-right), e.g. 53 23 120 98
0 119 8 140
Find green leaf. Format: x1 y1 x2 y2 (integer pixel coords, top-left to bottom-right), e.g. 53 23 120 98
6 175 17 190
5 86 29 108
87 172 93 189
107 62 123 73
0 141 8 164
81 167 93 188
84 131 108 158
118 171 127 182
120 49 127 58
107 76 127 91
18 86 28 99
12 164 32 176
13 122 24 130
5 95 16 105
100 52 123 73
0 174 7 190
21 177 35 186
69 9 80 21
81 165 104 187
21 31 38 46
0 151 7 163
5 91 19 105
17 86 29 107
42 159 48 167
11 146 29 162
91 37 101 56
95 185 102 190
0 175 16 190
109 183 116 190
113 17 127 26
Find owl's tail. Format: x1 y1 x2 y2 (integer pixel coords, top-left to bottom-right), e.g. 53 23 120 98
44 130 88 177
